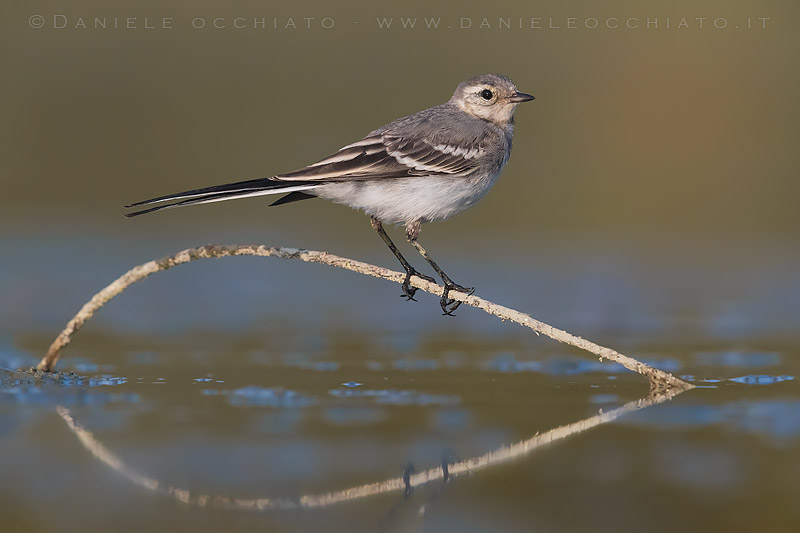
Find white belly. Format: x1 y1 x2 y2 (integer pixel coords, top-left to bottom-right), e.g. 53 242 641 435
313 172 501 225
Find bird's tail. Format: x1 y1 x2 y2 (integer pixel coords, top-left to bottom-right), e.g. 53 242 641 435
123 177 321 217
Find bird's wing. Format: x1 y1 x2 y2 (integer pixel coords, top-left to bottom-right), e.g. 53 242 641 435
273 133 487 181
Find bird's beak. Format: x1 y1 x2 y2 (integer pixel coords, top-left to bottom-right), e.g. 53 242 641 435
508 91 535 103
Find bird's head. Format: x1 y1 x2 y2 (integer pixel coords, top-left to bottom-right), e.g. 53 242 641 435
450 74 534 126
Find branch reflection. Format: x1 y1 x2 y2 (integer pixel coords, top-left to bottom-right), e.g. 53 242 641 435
57 385 688 510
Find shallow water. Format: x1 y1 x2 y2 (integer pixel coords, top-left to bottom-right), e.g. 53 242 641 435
2 235 799 533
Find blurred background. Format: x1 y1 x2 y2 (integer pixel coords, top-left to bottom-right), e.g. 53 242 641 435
2 1 799 532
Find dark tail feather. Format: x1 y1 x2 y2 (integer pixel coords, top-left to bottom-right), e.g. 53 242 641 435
269 191 317 207
125 177 297 208
124 178 320 218
125 190 262 218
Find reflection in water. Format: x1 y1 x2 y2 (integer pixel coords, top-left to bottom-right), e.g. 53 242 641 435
1 386 139 406
199 386 319 408
731 401 800 445
695 351 781 368
55 386 686 511
1 237 797 528
621 399 800 446
324 406 387 426
1 369 139 406
682 375 796 386
728 375 794 385
329 388 460 406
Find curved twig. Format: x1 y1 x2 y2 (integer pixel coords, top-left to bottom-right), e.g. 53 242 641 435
36 244 692 390
56 386 683 510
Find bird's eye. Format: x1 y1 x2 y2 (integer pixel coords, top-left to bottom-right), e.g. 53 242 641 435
480 89 493 100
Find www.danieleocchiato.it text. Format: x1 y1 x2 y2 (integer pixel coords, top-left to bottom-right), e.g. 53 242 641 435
377 16 770 30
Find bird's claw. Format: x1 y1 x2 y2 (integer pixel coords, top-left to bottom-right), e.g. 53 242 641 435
400 266 473 316
440 283 475 316
401 268 436 301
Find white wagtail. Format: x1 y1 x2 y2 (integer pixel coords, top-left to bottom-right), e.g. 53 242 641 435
126 74 534 314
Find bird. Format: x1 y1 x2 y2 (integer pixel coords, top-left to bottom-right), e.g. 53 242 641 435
125 74 534 315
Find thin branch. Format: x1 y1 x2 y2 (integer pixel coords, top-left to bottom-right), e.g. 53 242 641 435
36 244 692 391
56 386 684 510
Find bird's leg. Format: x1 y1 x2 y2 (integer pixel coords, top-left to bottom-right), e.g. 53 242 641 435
408 238 474 315
405 222 474 316
402 462 415 499
370 217 436 300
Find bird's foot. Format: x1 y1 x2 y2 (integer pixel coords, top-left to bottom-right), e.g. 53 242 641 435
440 282 475 316
403 462 416 498
401 268 437 301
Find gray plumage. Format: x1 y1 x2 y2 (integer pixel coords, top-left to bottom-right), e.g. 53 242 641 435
125 74 534 314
